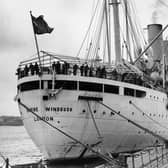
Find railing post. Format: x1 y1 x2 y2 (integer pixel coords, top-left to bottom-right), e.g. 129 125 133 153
5 158 9 168
132 154 135 168
147 150 152 168
141 152 144 167
162 145 164 165
155 146 159 168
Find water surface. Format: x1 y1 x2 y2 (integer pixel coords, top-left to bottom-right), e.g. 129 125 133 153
0 126 42 165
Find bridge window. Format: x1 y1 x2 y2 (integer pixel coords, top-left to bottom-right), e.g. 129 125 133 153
79 82 102 92
104 84 119 94
135 90 146 98
124 87 135 96
124 87 146 98
19 81 41 92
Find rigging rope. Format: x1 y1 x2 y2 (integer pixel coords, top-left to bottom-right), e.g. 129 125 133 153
87 0 105 61
17 99 124 167
76 0 101 58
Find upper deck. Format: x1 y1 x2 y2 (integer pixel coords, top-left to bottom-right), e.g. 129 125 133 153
16 51 146 86
16 51 167 102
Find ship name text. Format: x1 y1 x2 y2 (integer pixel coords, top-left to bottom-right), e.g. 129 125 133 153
28 106 72 113
34 116 54 122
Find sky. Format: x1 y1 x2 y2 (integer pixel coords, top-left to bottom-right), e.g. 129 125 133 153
0 0 168 116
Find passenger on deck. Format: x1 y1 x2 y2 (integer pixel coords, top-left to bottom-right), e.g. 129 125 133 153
96 66 101 77
89 66 94 77
56 61 61 74
64 61 69 74
73 64 78 75
101 66 106 78
84 63 89 76
52 61 56 72
62 63 65 74
80 64 84 76
29 63 34 75
34 62 39 75
16 66 21 79
24 64 29 76
111 68 118 80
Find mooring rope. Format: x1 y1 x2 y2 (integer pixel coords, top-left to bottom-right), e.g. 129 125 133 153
18 99 124 167
87 101 102 140
0 152 11 167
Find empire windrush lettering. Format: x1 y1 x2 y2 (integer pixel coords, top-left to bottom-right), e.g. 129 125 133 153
28 107 72 113
45 107 72 112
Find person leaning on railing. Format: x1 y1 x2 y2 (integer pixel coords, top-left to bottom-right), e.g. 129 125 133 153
16 66 21 79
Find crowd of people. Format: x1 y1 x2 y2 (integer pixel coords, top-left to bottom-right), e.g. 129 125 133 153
16 62 40 79
16 60 146 87
16 61 108 79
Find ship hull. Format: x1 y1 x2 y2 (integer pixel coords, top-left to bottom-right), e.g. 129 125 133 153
17 75 168 160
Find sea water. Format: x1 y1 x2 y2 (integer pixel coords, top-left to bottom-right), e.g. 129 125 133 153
0 126 42 166
0 126 168 168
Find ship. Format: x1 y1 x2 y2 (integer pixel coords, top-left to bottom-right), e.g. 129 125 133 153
15 0 168 167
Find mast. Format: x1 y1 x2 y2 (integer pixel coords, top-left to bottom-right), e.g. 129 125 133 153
105 0 111 64
162 43 166 89
124 0 131 61
112 0 121 64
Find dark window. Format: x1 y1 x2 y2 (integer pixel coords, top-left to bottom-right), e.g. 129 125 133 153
135 90 146 98
48 80 77 90
124 87 135 96
104 84 119 94
79 82 102 92
19 81 40 92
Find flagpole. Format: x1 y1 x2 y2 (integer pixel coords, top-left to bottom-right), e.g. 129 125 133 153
30 11 42 74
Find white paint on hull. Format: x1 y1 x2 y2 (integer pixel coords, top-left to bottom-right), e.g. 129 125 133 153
17 75 168 160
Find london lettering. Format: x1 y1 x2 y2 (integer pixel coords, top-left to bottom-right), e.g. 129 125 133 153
34 116 54 122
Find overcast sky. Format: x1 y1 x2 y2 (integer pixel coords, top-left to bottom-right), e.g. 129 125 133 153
0 0 167 116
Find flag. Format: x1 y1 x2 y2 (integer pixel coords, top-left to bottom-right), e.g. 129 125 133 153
31 14 54 35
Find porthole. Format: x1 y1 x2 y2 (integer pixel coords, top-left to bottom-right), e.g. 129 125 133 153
82 109 86 113
93 110 96 114
103 111 106 115
110 112 115 116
